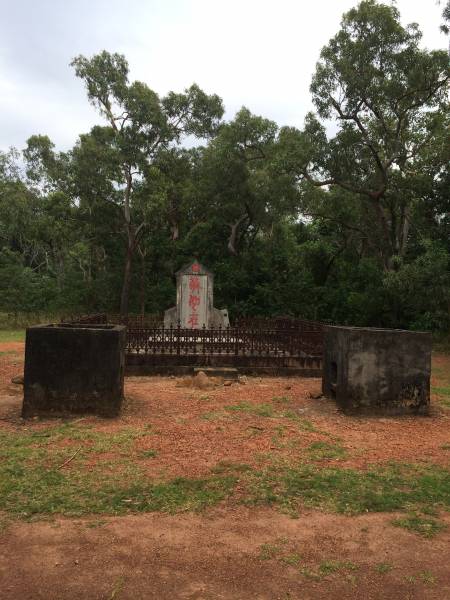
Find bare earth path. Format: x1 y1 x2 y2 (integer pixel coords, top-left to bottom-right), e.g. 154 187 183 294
1 341 449 599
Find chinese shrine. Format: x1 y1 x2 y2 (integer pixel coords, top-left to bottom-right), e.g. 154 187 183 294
164 260 229 329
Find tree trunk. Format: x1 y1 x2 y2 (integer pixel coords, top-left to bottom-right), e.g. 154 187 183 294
120 170 134 318
227 215 247 255
120 237 134 318
138 244 147 317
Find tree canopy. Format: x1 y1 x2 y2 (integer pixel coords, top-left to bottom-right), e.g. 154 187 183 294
1 1 449 331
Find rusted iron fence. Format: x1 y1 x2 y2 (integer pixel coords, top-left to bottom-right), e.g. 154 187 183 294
124 324 323 358
62 314 324 371
233 316 325 332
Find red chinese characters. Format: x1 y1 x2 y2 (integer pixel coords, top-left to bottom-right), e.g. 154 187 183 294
189 277 200 292
187 313 199 328
188 294 200 310
187 272 202 328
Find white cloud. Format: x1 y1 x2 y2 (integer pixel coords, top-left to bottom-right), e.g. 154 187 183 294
0 0 446 152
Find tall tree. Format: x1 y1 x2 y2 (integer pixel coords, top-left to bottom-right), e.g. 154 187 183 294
278 0 449 270
197 108 297 256
71 51 224 315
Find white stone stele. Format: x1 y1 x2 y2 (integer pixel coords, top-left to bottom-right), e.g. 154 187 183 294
164 260 229 329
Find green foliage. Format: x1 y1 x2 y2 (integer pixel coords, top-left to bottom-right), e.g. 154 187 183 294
0 3 448 331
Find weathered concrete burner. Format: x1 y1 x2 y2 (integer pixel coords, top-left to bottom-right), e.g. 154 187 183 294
22 323 126 418
322 326 431 415
164 260 229 328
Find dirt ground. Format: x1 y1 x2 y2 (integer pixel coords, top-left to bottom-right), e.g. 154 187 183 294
1 341 449 600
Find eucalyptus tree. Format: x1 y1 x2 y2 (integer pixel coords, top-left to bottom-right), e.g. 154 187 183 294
197 107 298 256
71 51 224 315
279 0 449 270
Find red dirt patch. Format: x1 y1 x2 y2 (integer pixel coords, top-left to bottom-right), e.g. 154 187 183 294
0 343 449 477
1 508 449 599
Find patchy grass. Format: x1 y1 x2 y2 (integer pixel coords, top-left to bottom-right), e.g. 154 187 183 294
0 424 236 518
318 560 358 575
259 542 281 560
272 396 291 404
1 424 449 526
280 553 302 566
108 575 126 599
225 401 276 417
222 401 321 434
211 461 252 475
375 562 394 574
418 570 437 585
406 570 438 585
298 560 357 581
307 441 347 461
0 329 25 343
140 449 158 458
200 410 228 421
392 513 447 538
296 418 318 432
241 461 450 516
432 385 450 408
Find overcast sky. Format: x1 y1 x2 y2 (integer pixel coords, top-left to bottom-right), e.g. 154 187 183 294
0 0 446 153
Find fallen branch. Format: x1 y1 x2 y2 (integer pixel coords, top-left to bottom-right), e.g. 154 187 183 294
57 447 82 470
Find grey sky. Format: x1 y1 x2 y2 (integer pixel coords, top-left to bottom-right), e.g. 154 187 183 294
0 0 446 153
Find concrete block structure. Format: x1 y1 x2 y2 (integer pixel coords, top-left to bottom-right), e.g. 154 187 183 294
322 326 431 415
22 323 126 418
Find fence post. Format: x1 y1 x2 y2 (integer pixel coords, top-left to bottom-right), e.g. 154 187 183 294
202 323 206 355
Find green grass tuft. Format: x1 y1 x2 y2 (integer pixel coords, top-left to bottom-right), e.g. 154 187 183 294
392 513 447 538
225 401 276 417
141 449 158 458
307 441 347 460
259 543 281 560
375 562 394 574
318 560 358 575
280 553 302 566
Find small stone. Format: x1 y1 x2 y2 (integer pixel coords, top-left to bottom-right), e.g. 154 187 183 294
285 385 292 390
11 375 24 385
195 371 210 389
310 392 323 400
223 380 232 387
238 375 248 385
